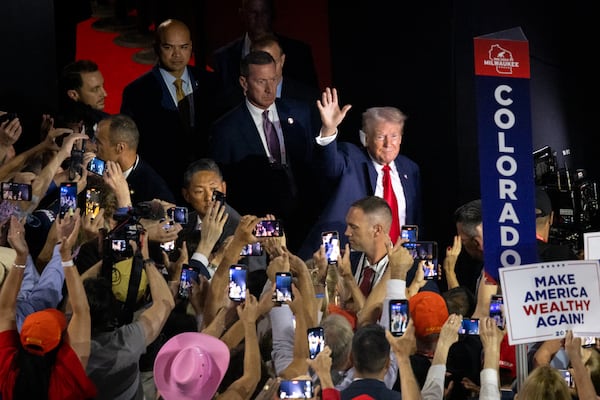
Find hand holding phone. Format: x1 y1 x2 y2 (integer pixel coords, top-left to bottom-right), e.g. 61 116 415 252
402 241 438 280
87 157 106 176
85 188 101 220
59 182 78 219
401 225 418 242
459 318 480 335
278 380 313 399
489 294 505 329
1 182 32 201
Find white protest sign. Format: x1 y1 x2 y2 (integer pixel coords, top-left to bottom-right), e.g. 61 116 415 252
499 260 600 345
584 231 600 260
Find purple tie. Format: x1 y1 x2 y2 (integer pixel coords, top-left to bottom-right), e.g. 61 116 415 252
263 110 281 163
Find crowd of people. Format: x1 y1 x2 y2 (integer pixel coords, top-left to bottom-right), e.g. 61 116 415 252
0 0 598 399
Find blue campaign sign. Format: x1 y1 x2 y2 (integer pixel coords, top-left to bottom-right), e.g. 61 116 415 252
474 28 539 282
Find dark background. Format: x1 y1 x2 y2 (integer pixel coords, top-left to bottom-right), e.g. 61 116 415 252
1 0 596 249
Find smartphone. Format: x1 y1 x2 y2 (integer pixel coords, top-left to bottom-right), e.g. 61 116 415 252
401 225 419 242
178 264 200 299
490 294 505 329
278 380 313 399
582 336 596 348
240 242 263 256
85 187 101 220
321 231 340 264
459 318 480 335
402 241 438 280
167 206 189 224
69 148 85 180
253 219 282 237
87 157 106 176
275 271 293 303
228 264 247 302
389 299 409 337
212 190 226 205
558 369 573 387
307 327 325 359
1 182 32 201
59 182 78 219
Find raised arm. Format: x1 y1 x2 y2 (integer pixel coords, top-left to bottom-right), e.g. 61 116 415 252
565 330 597 400
443 235 461 290
0 216 28 332
218 291 261 400
57 210 92 368
137 230 176 346
204 214 260 325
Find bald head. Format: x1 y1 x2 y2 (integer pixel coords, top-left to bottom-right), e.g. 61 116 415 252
155 19 192 77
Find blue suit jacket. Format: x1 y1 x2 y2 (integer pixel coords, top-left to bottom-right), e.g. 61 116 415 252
208 98 321 252
298 140 423 260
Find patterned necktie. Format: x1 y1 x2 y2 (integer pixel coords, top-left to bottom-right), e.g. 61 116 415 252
263 110 281 163
173 78 185 103
359 266 374 297
382 164 400 242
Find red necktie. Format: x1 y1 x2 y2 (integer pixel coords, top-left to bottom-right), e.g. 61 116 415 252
382 164 400 242
359 266 374 297
263 110 281 163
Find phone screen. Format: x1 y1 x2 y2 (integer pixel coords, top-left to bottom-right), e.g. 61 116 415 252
253 220 282 237
459 318 480 335
87 157 106 176
321 231 340 264
582 336 596 348
275 272 293 303
178 265 200 299
85 188 101 219
489 295 504 329
559 369 573 387
307 327 325 359
389 299 409 337
401 225 418 242
402 241 438 280
168 206 188 224
59 182 78 218
1 182 32 201
278 380 313 399
228 265 247 301
240 242 263 256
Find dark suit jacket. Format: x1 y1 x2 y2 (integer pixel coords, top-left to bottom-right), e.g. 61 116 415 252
120 65 218 201
340 378 400 400
127 157 175 205
297 141 423 261
208 98 320 252
212 34 319 108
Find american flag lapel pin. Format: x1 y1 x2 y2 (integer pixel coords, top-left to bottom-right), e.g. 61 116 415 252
287 117 294 125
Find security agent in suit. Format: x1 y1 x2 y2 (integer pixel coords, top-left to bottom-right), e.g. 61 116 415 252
297 87 423 261
208 51 321 253
212 0 318 115
93 114 175 205
175 159 268 286
120 19 218 203
216 33 321 112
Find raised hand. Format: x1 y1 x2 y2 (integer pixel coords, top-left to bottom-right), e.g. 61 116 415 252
317 87 352 136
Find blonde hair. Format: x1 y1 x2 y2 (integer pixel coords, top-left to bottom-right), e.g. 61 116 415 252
517 365 571 400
